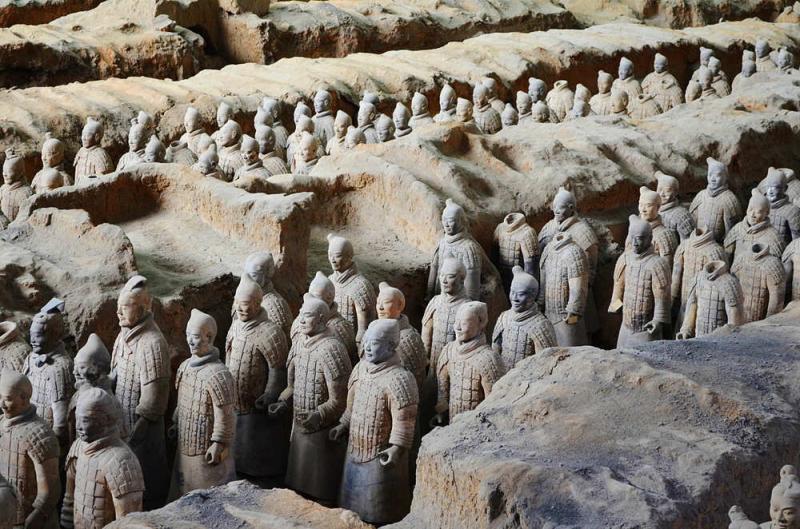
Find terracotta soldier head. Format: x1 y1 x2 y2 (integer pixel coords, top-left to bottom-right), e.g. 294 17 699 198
454 301 488 344
308 271 336 307
778 48 796 71
362 91 380 107
509 266 538 314
708 56 722 77
654 53 668 74
736 59 753 79
254 107 273 129
699 46 714 67
618 57 634 80
244 251 275 289
298 132 319 164
195 144 218 175
638 186 662 222
128 121 147 153
345 126 365 149
297 294 329 337
698 67 713 91
756 39 771 60
334 111 351 140
611 90 628 114
74 334 111 391
411 92 429 117
574 84 591 103
0 370 32 418
528 78 546 103
456 98 473 123
746 189 770 226
628 215 653 255
473 84 489 108
186 309 217 358
765 167 788 204
219 120 242 148
393 103 410 131
314 90 332 114
501 104 518 126
184 107 201 135
656 171 679 205
441 198 466 236
362 319 400 365
531 101 549 122
568 99 590 119
293 102 313 125
552 186 576 223
117 275 152 329
358 102 377 128
255 126 276 156
2 150 25 186
41 133 65 169
75 387 123 442
144 136 165 163
439 257 466 295
261 98 281 124
216 101 233 129
482 78 499 100
597 70 613 94
706 157 728 192
516 91 532 116
440 84 456 113
29 299 66 356
327 234 354 273
234 275 264 323
240 135 259 165
776 486 800 529
376 115 395 142
82 118 104 149
376 282 405 320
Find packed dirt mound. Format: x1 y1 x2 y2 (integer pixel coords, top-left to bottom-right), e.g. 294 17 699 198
0 0 100 27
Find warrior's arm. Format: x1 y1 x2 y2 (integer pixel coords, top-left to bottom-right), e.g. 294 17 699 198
277 355 295 404
678 287 698 338
726 301 744 328
767 278 786 317
262 334 289 404
566 276 586 319
608 255 625 312
464 268 481 301
434 356 450 415
211 403 235 448
389 401 417 450
112 491 143 520
338 376 358 429
51 400 69 443
318 368 348 427
32 457 60 519
671 250 684 301
355 306 369 345
783 254 795 301
137 378 170 420
422 315 434 360
651 271 671 324
426 250 440 299
60 457 76 529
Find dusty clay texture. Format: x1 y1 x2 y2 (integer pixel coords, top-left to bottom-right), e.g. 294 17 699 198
107 481 375 529
388 305 800 529
0 0 100 27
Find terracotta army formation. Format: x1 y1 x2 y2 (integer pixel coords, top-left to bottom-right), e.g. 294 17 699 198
180 107 209 156
143 136 165 163
357 102 380 144
73 118 113 185
538 233 590 346
409 92 434 130
331 319 418 525
494 212 539 291
376 115 395 143
295 133 321 176
472 84 502 134
0 149 33 223
256 126 290 175
637 186 679 267
755 38 777 73
68 334 116 445
192 144 223 179
545 80 574 123
116 119 148 171
241 251 293 339
493 266 557 371
613 57 643 111
328 234 376 346
233 135 270 182
375 282 426 390
656 171 695 242
169 310 236 499
0 370 61 529
689 157 743 243
731 243 785 323
761 167 800 245
61 388 144 529
226 276 289 482
393 103 412 138
672 227 726 330
24 298 74 446
32 134 71 191
327 111 351 155
516 91 532 122
0 320 30 373
270 295 352 503
434 84 457 123
111 275 170 508
432 301 503 425
641 53 683 112
312 90 335 148
589 70 614 115
676 260 743 339
609 215 671 347
217 120 245 181
724 190 783 264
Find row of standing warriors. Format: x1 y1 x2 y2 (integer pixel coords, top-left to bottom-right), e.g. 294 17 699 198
728 465 800 529
4 38 797 226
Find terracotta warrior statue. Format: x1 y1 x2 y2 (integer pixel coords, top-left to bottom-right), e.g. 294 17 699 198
61 388 144 529
286 116 315 172
409 92 434 130
210 101 234 148
226 276 290 481
613 57 643 111
609 215 671 347
472 84 502 134
756 38 777 73
516 91 532 122
482 78 505 114
637 186 679 268
676 260 743 339
24 298 74 447
697 67 721 101
330 319 418 525
501 104 519 126
269 295 352 502
312 90 335 148
783 239 800 303
179 107 208 156
375 282 427 390
393 103 412 139
73 118 113 185
768 466 800 525
493 266 557 372
494 212 539 291
689 157 743 243
422 258 469 377
255 126 290 175
656 171 695 242
434 84 457 123
217 119 245 182
538 233 590 346
690 47 715 82
641 53 683 112
528 77 547 105
610 90 629 116
432 302 503 425
192 144 223 180
0 370 60 529
538 186 600 335
589 71 614 115
770 486 800 529
116 120 147 171
345 126 366 150
357 101 380 144
777 48 797 74
761 167 800 245
629 93 662 119
261 98 288 160
727 505 760 529
294 133 321 176
708 56 731 96
169 310 236 498
241 251 292 339
111 275 170 508
233 135 271 182
68 334 117 446
143 135 165 163
531 100 550 123
724 190 783 264
456 98 475 126
328 234 376 346
545 80 574 123
671 227 726 331
30 169 64 194
327 111 351 155
731 243 785 323
32 133 71 189
291 271 357 363
732 60 757 93
574 83 591 104
376 114 395 143
0 150 32 222
0 321 30 373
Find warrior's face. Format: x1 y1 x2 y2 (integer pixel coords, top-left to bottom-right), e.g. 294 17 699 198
657 181 677 205
630 232 651 255
552 196 575 223
454 310 482 343
117 292 147 328
235 297 260 322
441 210 462 236
376 292 402 320
0 386 27 418
363 336 394 364
74 359 103 389
297 306 324 336
328 248 352 273
186 327 212 357
439 269 464 295
509 285 536 313
638 197 659 222
747 201 769 226
766 184 785 204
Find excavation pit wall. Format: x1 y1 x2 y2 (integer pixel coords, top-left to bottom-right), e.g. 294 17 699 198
0 0 101 27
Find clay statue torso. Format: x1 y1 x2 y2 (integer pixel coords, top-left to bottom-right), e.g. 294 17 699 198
686 265 743 336
648 218 679 264
731 247 785 323
330 266 377 335
539 216 599 286
32 166 72 189
219 145 245 182
689 188 743 243
641 71 683 111
492 307 557 372
260 153 290 176
409 113 434 130
24 348 74 429
73 146 113 185
612 77 643 103
437 337 502 419
433 232 502 300
724 219 784 264
494 217 539 277
0 324 30 374
472 105 502 134
589 92 613 115
783 239 800 302
615 249 670 334
0 183 33 222
234 161 271 182
116 150 145 172
768 198 800 245
396 315 427 391
659 200 695 242
313 112 335 148
673 232 727 307
291 305 357 363
538 237 589 324
179 129 207 156
422 293 468 371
